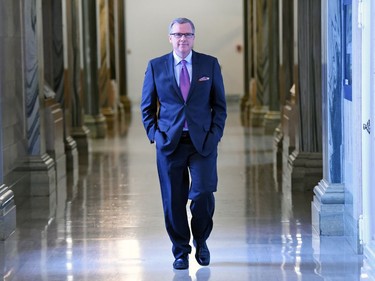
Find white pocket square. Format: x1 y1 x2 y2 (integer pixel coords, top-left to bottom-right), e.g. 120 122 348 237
198 76 210 81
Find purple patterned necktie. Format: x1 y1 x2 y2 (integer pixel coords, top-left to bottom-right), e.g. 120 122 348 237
180 60 190 101
180 60 190 129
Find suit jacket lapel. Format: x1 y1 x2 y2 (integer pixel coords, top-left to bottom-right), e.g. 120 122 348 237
166 53 184 101
187 51 199 102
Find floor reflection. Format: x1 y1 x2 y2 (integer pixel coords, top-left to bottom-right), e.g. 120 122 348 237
4 101 369 280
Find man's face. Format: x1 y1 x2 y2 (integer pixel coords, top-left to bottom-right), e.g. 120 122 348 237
169 23 195 59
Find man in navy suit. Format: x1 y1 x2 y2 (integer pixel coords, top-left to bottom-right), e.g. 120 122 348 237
141 17 227 270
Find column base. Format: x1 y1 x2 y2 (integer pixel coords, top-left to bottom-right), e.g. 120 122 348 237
84 114 107 138
44 98 66 184
71 126 91 155
120 95 132 114
312 179 345 235
14 154 56 197
102 106 116 130
250 106 268 127
287 151 323 192
263 111 281 135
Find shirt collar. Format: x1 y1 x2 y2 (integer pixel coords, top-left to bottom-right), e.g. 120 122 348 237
173 51 192 66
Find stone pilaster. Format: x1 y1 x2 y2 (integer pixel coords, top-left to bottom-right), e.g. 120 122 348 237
82 0 107 138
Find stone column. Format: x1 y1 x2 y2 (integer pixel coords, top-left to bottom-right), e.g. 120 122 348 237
15 0 56 202
285 0 323 192
43 0 80 174
279 0 294 106
312 0 344 236
241 0 251 125
98 0 116 126
273 0 294 186
117 0 131 114
251 0 271 127
263 0 280 134
81 0 107 138
63 0 90 159
108 0 124 119
42 0 71 189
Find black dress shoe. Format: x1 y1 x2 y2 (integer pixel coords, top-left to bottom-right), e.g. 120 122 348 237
173 256 189 270
194 242 210 266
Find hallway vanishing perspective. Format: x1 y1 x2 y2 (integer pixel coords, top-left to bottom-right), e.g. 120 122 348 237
8 102 366 281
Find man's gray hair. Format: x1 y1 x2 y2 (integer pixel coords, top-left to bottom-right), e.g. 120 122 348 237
168 18 195 34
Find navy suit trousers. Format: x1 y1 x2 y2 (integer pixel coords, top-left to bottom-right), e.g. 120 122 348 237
156 136 217 259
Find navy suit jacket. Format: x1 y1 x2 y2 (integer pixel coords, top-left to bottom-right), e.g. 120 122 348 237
141 50 227 156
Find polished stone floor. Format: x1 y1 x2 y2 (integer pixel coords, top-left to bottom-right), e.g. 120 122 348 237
5 101 373 280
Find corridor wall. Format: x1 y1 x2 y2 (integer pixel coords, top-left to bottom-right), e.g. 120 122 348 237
125 0 244 103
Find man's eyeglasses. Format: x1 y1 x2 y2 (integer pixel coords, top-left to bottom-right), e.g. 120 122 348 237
170 33 195 39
